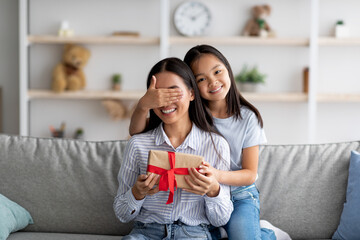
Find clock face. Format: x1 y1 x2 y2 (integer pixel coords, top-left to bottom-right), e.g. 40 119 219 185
174 1 212 37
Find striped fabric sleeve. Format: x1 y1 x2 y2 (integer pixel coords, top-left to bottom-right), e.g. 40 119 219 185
113 137 145 223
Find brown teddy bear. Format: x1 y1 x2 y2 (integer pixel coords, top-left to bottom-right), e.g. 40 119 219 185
102 100 136 121
243 5 272 37
52 44 91 92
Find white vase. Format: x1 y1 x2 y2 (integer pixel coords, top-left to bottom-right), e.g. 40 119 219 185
237 83 259 92
335 25 349 38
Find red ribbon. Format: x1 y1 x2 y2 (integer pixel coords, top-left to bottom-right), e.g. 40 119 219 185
147 152 190 204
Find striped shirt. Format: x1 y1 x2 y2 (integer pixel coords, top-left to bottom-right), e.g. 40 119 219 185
113 123 233 227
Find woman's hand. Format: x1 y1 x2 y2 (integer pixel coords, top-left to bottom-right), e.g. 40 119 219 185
138 75 183 111
132 173 160 200
183 167 220 197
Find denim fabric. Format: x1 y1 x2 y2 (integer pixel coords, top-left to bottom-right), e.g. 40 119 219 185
211 184 276 240
123 221 212 240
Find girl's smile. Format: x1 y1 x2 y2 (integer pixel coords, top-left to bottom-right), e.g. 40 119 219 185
209 85 223 94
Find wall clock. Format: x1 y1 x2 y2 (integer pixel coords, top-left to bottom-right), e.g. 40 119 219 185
174 1 212 37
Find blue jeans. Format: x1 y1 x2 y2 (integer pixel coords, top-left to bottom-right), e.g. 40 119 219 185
211 184 276 240
123 221 212 240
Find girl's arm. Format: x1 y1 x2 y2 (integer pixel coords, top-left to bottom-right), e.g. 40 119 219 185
129 75 183 136
200 145 259 186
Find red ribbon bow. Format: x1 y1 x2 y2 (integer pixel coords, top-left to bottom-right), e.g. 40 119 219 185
147 152 190 204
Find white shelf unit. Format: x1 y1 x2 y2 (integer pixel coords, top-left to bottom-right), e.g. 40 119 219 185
19 0 360 142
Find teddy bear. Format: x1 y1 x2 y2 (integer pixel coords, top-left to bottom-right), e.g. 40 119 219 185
101 100 136 121
243 4 272 37
52 44 91 92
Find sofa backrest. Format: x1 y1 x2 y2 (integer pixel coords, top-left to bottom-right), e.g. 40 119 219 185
1 134 360 238
0 134 131 236
257 141 360 239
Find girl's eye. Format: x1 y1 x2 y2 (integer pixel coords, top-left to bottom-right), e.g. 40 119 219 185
215 70 221 74
197 78 205 83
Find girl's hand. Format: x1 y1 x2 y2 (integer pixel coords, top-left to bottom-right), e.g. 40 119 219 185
198 161 220 182
132 173 160 200
183 167 220 197
138 75 183 111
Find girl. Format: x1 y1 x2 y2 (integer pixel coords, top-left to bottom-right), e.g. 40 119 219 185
114 57 233 240
183 45 275 240
129 46 287 239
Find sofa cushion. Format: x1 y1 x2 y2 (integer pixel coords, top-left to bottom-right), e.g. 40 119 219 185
7 232 123 240
332 150 360 240
0 194 33 240
257 141 360 239
0 134 132 236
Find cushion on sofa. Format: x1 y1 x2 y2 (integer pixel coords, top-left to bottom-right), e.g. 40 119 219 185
0 135 132 236
0 194 33 240
257 141 360 239
332 150 360 240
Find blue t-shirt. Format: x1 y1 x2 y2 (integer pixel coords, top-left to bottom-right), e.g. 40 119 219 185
213 107 267 191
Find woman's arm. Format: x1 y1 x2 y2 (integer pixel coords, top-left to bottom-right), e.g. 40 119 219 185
200 145 259 186
113 138 158 222
129 76 183 136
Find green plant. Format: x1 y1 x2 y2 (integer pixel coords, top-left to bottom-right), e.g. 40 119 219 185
235 65 266 84
112 74 122 84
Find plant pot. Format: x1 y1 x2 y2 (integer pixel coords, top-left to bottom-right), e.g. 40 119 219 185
335 25 349 38
237 82 259 92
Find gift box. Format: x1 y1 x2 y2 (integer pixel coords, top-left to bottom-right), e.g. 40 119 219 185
147 150 203 204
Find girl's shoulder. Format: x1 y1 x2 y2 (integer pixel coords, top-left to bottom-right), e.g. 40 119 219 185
240 106 256 119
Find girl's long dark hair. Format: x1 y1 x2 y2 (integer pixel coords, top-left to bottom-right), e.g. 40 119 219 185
142 57 217 135
184 45 264 128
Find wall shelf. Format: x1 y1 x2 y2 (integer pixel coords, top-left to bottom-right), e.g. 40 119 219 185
28 89 308 102
318 37 360 46
28 89 145 100
317 93 360 102
170 36 309 46
243 92 308 102
28 35 160 45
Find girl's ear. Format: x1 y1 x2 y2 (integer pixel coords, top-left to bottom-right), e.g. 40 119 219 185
190 89 195 101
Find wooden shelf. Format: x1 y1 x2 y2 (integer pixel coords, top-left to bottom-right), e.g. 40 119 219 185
28 90 309 102
317 93 360 102
28 89 145 100
319 37 360 46
243 92 308 102
170 36 309 46
28 35 160 45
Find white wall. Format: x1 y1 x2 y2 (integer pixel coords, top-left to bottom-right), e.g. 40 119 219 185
2 0 359 143
0 0 19 134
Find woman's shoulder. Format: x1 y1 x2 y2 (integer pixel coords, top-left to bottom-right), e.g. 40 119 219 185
128 129 156 146
196 127 229 150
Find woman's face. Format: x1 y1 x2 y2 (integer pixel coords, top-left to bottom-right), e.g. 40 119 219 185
153 71 194 125
191 54 231 102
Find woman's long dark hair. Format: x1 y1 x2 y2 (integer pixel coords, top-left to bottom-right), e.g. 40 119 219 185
142 57 217 135
184 45 263 128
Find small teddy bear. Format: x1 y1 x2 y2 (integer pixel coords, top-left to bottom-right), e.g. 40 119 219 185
102 100 135 121
243 5 272 37
52 44 91 92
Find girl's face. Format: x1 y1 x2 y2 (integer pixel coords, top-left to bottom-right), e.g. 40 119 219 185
191 54 230 102
153 71 194 125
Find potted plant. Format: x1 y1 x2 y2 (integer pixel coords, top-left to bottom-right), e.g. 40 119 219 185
235 65 266 92
112 73 122 91
335 20 349 38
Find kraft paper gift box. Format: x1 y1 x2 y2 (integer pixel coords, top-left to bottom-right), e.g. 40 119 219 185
147 150 204 190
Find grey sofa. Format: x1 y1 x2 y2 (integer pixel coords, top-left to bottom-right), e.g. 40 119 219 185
0 134 359 240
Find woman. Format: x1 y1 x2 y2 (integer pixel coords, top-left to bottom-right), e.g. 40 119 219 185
113 57 233 240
